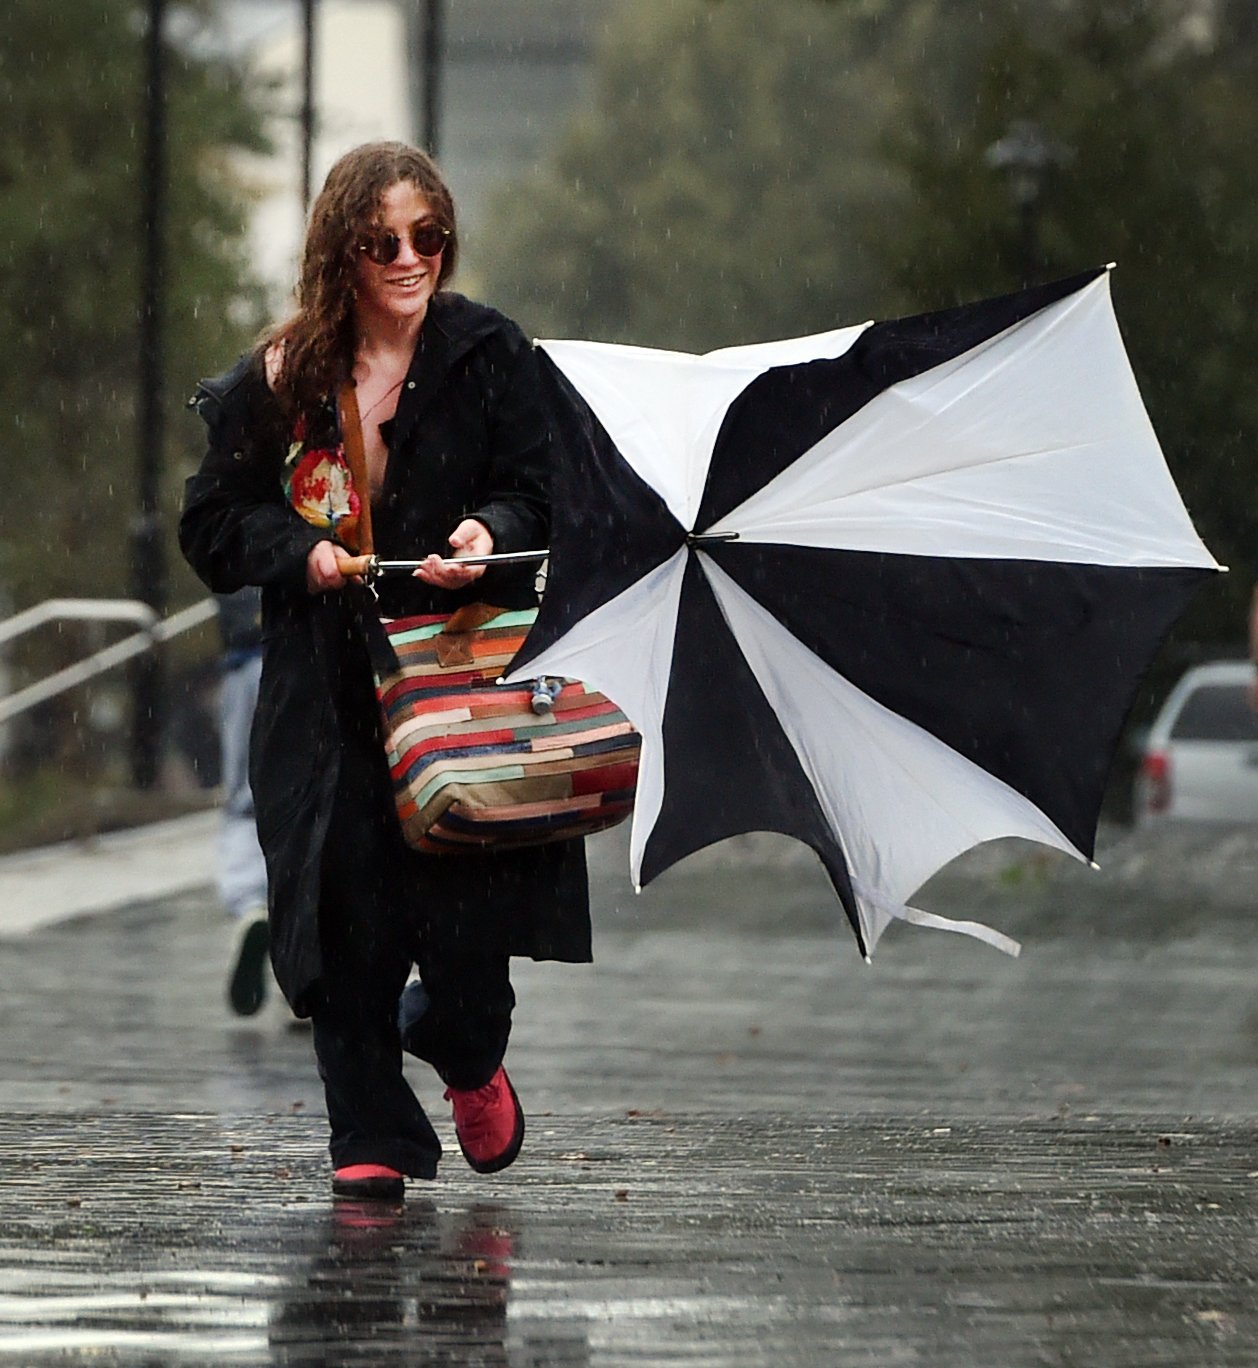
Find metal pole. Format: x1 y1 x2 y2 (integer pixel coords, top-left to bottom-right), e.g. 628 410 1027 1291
133 0 168 790
985 121 1068 291
1018 196 1040 289
300 0 316 211
422 0 442 157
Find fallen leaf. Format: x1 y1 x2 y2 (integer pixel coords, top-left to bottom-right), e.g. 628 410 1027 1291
1194 1309 1236 1334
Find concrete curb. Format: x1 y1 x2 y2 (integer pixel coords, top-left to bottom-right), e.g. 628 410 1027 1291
0 810 218 938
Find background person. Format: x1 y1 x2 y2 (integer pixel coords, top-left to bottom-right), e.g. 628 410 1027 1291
179 141 590 1203
213 586 271 1016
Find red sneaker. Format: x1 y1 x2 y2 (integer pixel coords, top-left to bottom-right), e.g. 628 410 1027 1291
444 1067 525 1174
332 1163 404 1201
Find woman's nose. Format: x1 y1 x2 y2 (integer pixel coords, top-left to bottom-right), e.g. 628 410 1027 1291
395 232 423 265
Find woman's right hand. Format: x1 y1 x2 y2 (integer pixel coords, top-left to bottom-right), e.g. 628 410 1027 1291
306 540 348 594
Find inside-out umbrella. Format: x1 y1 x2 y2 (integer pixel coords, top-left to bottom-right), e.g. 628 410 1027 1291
504 267 1222 959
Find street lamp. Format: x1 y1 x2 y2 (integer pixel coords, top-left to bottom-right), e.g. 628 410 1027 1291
406 0 443 156
984 120 1070 286
300 0 316 211
132 0 168 790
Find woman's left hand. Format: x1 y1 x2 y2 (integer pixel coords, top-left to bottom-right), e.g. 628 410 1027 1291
413 518 493 588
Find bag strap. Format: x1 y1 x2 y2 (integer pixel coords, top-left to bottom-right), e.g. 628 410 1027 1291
441 603 505 635
435 602 507 667
337 382 375 556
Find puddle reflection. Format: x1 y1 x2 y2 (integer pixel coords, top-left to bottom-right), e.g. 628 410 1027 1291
268 1199 579 1366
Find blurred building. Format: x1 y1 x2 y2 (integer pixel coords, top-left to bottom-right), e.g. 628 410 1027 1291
222 0 628 302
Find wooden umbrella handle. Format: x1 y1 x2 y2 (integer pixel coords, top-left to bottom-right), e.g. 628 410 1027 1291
333 550 374 579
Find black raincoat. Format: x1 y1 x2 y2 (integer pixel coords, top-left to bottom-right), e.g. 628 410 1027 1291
179 293 591 1012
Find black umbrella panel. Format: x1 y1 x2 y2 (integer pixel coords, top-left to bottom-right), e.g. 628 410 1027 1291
508 269 1220 959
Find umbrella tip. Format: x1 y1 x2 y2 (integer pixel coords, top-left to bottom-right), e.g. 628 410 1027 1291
1104 261 1117 271
1089 860 1101 872
633 883 642 895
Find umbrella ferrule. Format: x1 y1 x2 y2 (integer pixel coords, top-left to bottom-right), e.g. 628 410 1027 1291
687 531 739 548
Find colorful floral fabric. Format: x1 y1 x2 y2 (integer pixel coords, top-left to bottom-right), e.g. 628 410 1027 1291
283 417 363 548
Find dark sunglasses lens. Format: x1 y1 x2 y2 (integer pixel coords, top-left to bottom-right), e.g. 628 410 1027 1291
412 223 448 255
362 232 401 266
360 224 446 263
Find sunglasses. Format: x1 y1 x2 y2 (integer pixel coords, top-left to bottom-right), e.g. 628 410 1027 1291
358 219 450 266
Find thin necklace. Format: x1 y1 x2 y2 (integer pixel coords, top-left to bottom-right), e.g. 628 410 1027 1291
359 375 406 425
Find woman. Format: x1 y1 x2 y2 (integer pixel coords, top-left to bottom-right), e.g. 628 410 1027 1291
180 142 590 1201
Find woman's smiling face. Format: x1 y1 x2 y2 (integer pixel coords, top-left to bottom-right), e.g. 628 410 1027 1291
353 180 446 331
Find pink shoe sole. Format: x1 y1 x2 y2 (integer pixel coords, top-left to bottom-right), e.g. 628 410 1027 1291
332 1163 405 1201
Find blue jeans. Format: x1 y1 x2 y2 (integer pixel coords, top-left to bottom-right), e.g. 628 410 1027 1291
216 651 267 920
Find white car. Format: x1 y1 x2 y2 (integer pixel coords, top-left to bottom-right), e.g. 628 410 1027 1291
1134 660 1258 823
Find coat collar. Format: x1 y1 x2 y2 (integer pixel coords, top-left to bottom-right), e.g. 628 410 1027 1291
386 292 505 454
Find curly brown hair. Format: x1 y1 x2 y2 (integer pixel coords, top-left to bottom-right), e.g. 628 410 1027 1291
264 141 459 424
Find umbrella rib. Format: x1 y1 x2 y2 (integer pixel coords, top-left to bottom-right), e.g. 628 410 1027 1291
720 436 1152 551
775 431 1116 509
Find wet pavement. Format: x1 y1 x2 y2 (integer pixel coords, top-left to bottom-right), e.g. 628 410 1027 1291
1 821 1257 1363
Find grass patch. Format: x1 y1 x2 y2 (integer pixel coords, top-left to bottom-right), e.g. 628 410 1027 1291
0 769 216 855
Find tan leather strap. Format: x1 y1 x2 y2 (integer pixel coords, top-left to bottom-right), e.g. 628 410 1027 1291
435 602 507 668
337 383 374 556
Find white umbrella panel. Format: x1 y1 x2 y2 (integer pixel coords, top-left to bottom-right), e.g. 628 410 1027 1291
506 268 1221 959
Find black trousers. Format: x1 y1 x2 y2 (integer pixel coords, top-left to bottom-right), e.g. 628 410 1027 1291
310 724 514 1178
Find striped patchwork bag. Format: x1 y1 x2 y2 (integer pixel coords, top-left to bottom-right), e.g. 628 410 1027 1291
363 602 641 853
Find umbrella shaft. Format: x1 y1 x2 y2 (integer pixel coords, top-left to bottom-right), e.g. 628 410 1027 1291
375 550 549 571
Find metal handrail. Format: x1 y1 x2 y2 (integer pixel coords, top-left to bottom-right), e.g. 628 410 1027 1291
0 598 158 648
0 598 216 726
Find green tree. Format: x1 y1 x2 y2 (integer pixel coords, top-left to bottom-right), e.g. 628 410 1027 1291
0 0 269 620
0 0 270 816
478 0 916 350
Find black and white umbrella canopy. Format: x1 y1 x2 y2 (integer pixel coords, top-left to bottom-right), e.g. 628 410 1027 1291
508 269 1220 959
